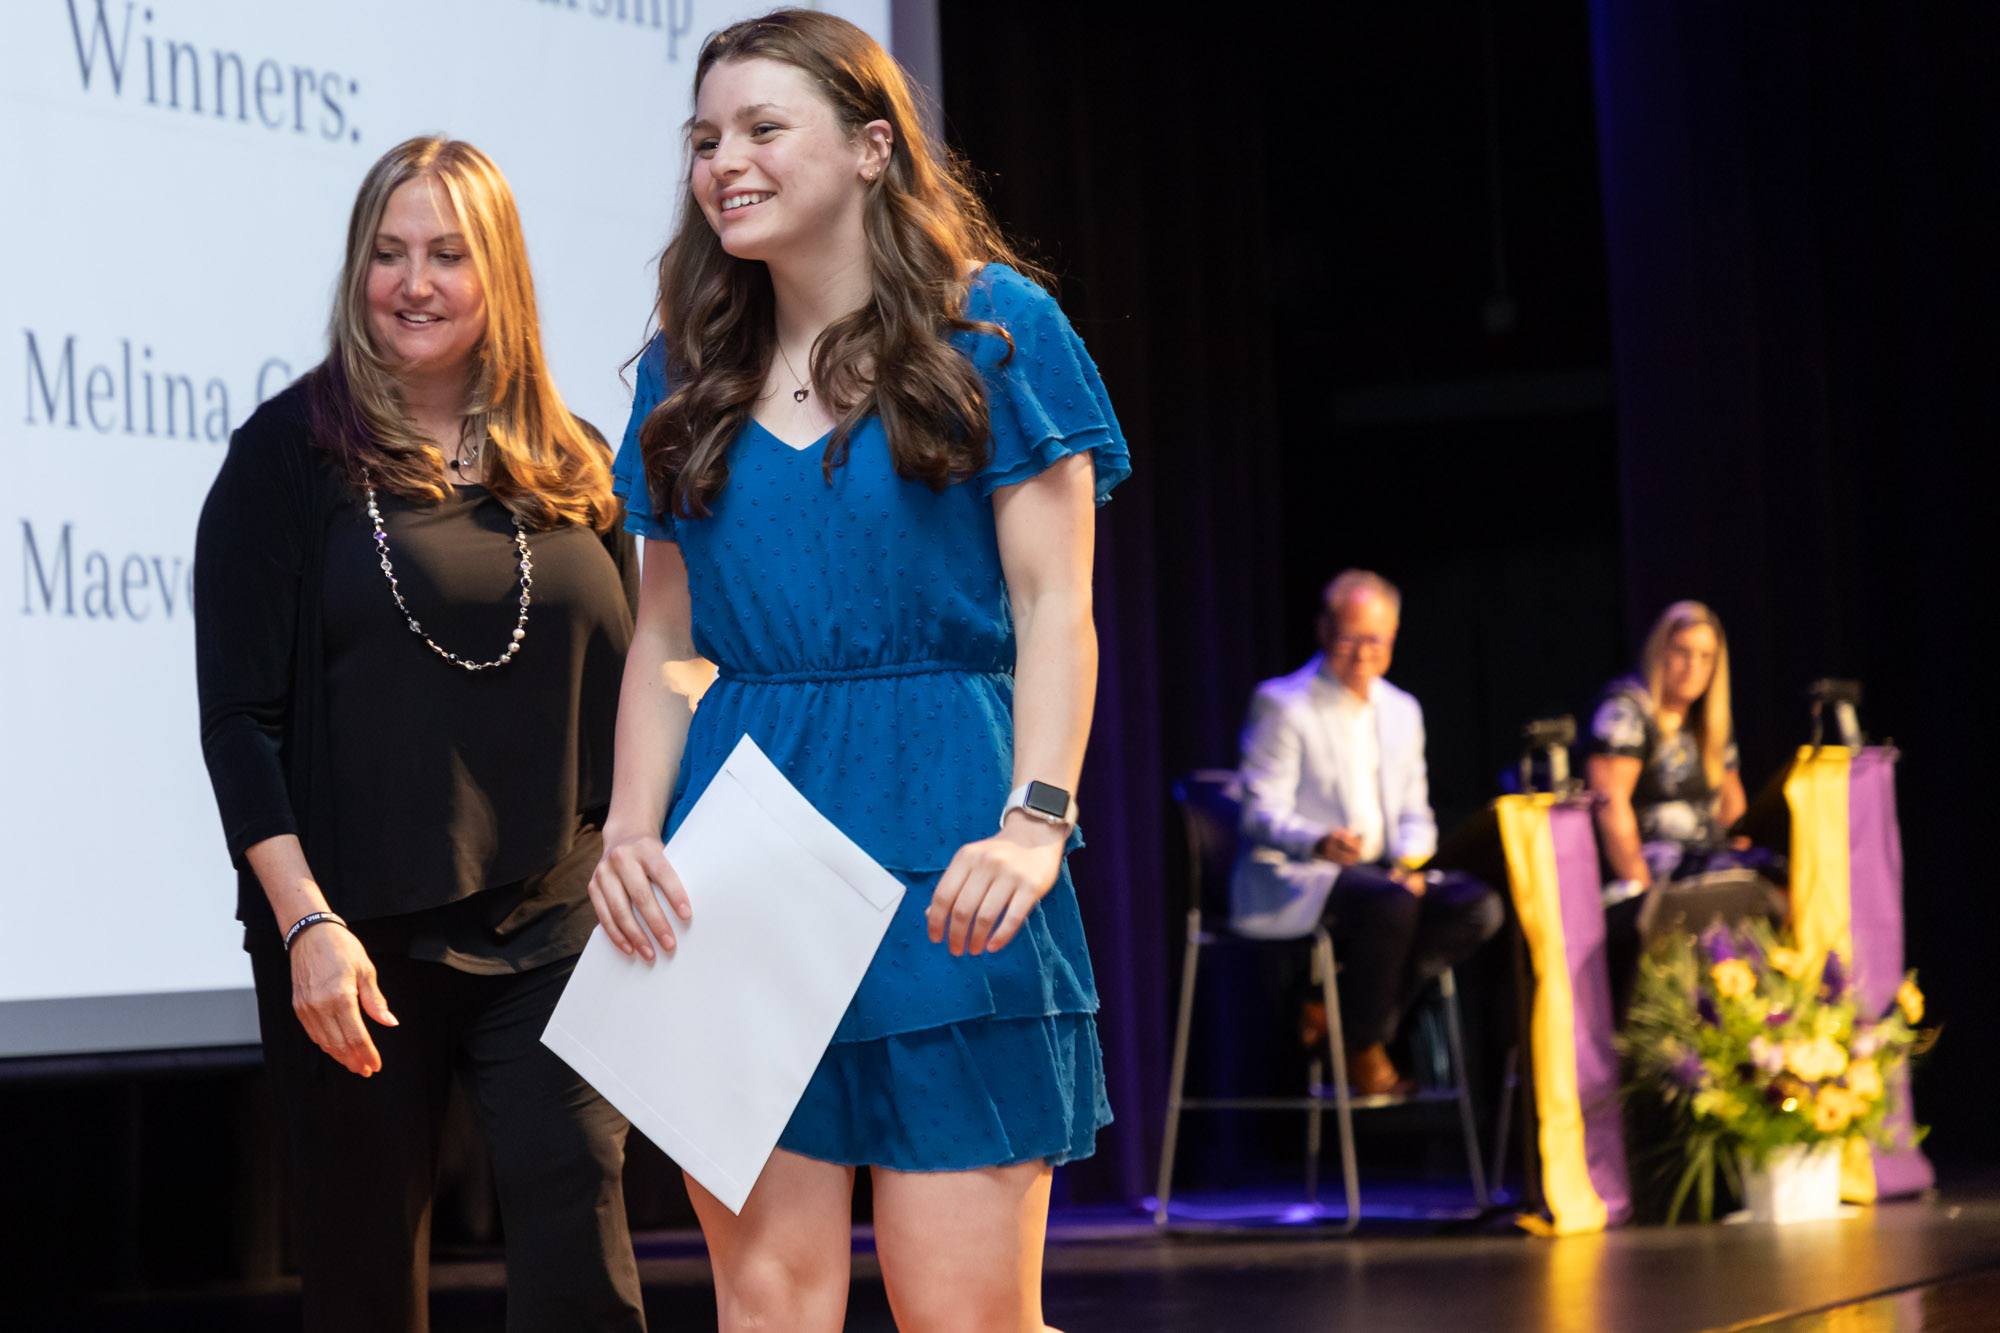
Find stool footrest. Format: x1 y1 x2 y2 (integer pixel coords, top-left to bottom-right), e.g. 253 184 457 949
1177 1088 1462 1113
1177 1096 1346 1111
1307 1085 1465 1110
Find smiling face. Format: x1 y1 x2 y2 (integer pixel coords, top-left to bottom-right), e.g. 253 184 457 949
688 56 887 264
365 175 487 385
1320 589 1400 699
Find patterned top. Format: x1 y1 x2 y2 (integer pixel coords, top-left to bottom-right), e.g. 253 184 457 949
1590 674 1739 848
611 264 1131 1043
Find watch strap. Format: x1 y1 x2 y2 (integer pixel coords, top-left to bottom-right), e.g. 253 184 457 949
1000 780 1077 830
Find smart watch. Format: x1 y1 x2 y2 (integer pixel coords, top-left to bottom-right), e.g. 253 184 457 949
999 780 1077 830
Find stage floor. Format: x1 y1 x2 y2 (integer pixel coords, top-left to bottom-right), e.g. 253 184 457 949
46 1180 2000 1331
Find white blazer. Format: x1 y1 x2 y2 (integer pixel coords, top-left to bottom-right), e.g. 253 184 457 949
1229 656 1438 939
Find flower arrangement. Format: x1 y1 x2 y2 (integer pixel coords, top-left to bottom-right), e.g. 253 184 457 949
1622 918 1931 1222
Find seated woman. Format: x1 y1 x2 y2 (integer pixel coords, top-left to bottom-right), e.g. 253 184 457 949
1588 600 1749 893
1588 601 1754 1021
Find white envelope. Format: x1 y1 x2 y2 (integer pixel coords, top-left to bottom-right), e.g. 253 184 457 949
543 734 906 1214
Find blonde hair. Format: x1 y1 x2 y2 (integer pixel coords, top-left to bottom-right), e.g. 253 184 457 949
1640 600 1734 789
310 135 614 531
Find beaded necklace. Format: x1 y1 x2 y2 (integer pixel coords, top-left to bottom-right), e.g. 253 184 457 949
364 484 532 671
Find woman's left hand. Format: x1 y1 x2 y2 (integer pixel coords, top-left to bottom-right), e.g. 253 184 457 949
928 816 1069 955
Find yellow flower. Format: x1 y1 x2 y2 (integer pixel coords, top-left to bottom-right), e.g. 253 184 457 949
1712 959 1757 1000
1847 1059 1884 1101
1814 1090 1857 1134
1784 1036 1849 1083
1898 978 1925 1025
1692 1089 1746 1122
1768 946 1811 979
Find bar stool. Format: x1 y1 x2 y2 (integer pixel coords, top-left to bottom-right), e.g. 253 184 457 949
1153 770 1490 1230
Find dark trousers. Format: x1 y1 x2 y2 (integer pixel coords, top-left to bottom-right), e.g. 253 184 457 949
1324 866 1504 1050
251 943 644 1333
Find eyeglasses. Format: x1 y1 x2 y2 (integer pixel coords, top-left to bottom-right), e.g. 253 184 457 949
1331 633 1394 654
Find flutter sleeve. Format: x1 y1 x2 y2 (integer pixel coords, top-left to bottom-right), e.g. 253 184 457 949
612 334 676 543
965 267 1132 504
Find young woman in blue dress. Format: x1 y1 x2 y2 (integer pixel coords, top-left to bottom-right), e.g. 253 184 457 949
586 11 1128 1331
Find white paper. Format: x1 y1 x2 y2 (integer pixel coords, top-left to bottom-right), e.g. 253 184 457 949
543 734 905 1214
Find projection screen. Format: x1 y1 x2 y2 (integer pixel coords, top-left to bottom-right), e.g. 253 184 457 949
0 0 922 1058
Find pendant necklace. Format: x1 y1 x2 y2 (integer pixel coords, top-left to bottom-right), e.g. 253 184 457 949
364 478 533 672
447 419 482 475
775 341 812 404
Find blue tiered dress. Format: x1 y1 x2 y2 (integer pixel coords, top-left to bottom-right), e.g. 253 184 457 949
611 265 1127 1171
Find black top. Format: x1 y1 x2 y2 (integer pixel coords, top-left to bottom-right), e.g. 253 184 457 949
194 381 637 967
1588 674 1740 849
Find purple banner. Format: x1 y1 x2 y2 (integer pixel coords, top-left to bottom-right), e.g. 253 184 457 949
1847 749 1933 1197
1550 804 1632 1224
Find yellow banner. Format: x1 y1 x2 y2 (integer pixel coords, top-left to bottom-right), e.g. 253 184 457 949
1496 794 1609 1235
1782 746 1873 1202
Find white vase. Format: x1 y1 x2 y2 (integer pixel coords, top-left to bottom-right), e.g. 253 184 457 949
1740 1142 1845 1223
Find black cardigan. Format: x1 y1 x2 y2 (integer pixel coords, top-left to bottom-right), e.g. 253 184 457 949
193 381 635 938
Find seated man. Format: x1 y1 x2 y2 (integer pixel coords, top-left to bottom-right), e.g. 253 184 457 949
1230 570 1503 1095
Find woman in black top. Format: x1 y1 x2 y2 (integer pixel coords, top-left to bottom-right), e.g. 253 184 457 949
194 137 644 1332
1587 599 1749 890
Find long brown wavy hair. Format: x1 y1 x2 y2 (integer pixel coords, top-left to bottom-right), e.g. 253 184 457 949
1640 600 1735 789
308 136 615 531
641 9 1044 519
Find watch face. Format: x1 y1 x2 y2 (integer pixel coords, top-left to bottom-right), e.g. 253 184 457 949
1024 781 1070 818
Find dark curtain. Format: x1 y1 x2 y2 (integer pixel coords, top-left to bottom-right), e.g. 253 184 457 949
942 0 1624 1199
941 14 1291 1202
1592 0 2000 1159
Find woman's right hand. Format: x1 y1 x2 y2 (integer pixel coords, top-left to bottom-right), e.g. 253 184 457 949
588 833 694 962
289 924 397 1077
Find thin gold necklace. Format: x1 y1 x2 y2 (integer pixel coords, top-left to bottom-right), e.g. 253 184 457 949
775 341 812 404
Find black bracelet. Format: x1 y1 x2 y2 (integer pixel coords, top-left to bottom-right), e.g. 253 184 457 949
284 910 350 953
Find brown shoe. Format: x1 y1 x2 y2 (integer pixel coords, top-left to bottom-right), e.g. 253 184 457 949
1301 1000 1329 1052
1346 1043 1416 1097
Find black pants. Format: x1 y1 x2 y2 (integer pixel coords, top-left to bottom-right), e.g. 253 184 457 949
1324 866 1504 1050
251 943 644 1333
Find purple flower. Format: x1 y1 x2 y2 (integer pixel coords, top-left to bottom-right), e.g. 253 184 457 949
1821 953 1847 1002
1673 1052 1705 1089
1765 1009 1791 1028
1697 994 1721 1027
1701 922 1740 964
